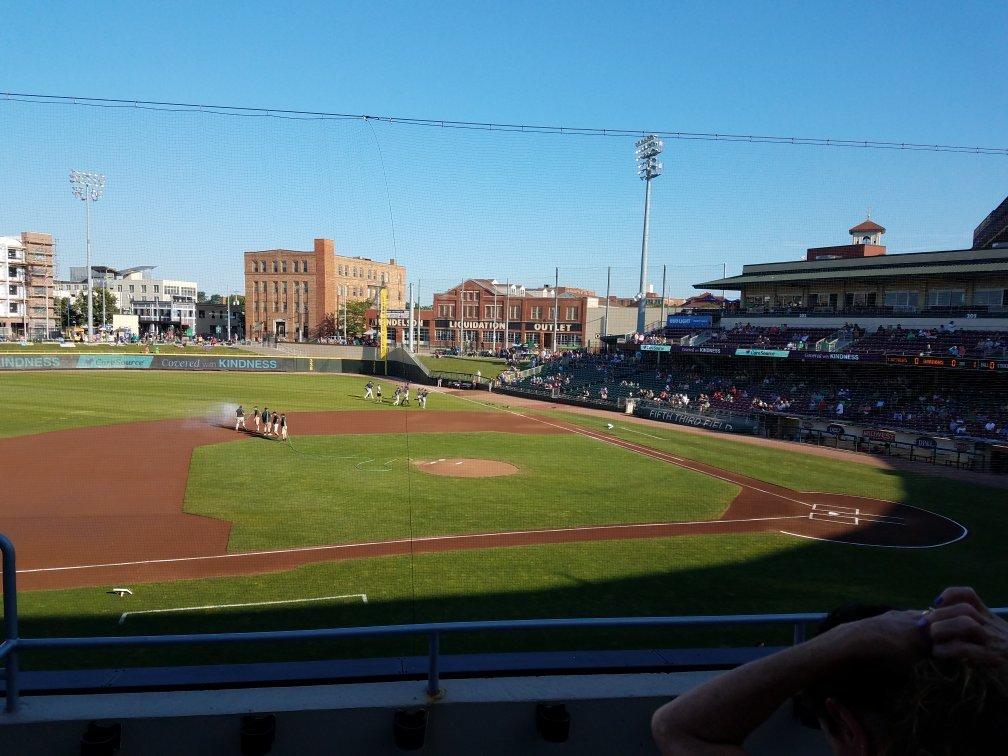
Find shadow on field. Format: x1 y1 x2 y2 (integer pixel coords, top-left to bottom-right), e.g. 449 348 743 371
9 461 1006 672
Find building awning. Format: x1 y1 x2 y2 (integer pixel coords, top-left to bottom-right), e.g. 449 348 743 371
695 261 1008 290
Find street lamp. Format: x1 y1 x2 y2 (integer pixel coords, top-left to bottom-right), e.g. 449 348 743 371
634 135 663 334
70 170 106 340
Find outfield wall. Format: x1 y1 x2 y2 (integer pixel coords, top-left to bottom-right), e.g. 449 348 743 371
0 352 431 383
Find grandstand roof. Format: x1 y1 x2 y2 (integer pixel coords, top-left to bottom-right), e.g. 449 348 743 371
694 246 1008 289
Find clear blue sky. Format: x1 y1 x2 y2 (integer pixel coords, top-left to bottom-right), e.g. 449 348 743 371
1 0 1005 299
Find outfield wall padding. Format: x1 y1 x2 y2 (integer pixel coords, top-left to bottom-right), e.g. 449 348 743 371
0 353 428 381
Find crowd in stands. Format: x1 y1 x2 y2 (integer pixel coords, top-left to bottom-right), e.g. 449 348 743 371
506 349 1008 441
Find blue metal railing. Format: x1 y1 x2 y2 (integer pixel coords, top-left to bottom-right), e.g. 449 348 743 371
1 534 1005 714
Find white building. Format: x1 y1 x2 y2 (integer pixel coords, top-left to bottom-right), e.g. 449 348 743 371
0 236 28 337
55 266 199 335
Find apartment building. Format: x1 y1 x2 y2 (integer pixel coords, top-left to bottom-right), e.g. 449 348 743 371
0 232 55 338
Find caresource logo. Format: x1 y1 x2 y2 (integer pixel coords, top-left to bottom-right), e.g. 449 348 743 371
0 356 61 369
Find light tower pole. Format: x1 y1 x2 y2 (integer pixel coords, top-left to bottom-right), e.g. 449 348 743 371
70 171 106 340
634 135 663 334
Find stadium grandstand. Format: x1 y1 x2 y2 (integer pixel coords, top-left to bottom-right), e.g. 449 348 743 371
501 197 1008 474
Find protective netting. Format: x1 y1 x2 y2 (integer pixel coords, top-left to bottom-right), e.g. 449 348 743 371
1 96 1006 668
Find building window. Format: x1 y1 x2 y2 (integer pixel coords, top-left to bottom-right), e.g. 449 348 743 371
485 305 503 319
564 306 578 320
435 329 453 341
33 287 45 296
129 285 135 293
925 290 965 308
303 260 309 273
8 285 17 295
462 330 479 343
974 289 1006 307
508 305 520 319
9 303 18 313
883 291 920 309
464 305 478 317
530 306 542 319
438 304 455 317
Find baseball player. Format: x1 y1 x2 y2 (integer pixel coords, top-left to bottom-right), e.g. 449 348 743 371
402 383 410 406
271 412 281 438
235 405 246 431
375 384 383 403
279 413 288 441
252 405 260 433
418 388 428 409
392 386 402 406
262 406 271 436
364 380 374 400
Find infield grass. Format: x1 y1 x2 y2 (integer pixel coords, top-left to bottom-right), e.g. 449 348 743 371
184 431 736 550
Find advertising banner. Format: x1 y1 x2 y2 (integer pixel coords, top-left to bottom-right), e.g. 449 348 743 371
640 344 672 352
379 288 389 360
634 404 758 434
734 348 790 358
0 355 69 370
667 314 713 327
76 355 155 369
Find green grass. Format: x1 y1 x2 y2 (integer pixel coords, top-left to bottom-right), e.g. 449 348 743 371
17 526 1008 669
419 355 510 378
0 343 253 354
0 371 480 437
184 431 736 550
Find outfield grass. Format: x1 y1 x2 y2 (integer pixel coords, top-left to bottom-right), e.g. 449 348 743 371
0 371 481 437
0 343 253 354
419 355 510 378
184 431 736 550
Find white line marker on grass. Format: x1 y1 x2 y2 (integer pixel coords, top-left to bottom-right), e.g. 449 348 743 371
118 593 368 625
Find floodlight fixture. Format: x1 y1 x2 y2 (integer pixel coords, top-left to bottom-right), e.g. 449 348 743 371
70 170 107 339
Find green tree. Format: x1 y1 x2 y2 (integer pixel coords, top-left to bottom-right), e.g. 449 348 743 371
55 296 83 330
72 289 120 329
197 290 207 303
343 299 371 336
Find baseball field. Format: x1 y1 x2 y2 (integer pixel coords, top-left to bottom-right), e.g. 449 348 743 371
2 369 1005 669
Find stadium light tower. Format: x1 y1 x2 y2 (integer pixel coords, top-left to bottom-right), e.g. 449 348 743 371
70 170 106 340
634 135 663 334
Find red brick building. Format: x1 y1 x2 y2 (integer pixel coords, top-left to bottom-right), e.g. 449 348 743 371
429 279 601 350
244 238 406 341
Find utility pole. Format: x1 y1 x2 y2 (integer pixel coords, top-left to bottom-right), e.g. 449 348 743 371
552 267 559 352
634 135 663 334
603 266 611 341
660 264 667 331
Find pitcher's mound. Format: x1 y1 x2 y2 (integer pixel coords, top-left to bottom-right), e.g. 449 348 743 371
412 458 519 478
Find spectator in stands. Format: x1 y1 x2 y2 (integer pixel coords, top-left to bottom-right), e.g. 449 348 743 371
652 586 1008 756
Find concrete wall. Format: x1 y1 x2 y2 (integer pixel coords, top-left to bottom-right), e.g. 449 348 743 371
0 673 829 756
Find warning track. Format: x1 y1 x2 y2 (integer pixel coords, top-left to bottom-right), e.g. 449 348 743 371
0 408 965 590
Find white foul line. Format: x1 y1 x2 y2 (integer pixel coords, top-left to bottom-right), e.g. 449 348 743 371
20 515 811 575
118 593 368 625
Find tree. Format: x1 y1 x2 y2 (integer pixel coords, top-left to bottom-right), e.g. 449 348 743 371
197 290 207 303
208 293 223 305
313 313 337 340
343 299 371 336
72 288 120 328
55 296 83 330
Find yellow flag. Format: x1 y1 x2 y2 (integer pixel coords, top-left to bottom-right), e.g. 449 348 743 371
379 287 389 360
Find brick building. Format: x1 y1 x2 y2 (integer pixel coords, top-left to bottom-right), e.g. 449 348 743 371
428 279 638 351
1 232 55 339
244 238 406 341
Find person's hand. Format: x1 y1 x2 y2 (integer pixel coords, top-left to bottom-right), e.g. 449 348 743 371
920 586 1008 666
820 609 929 668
